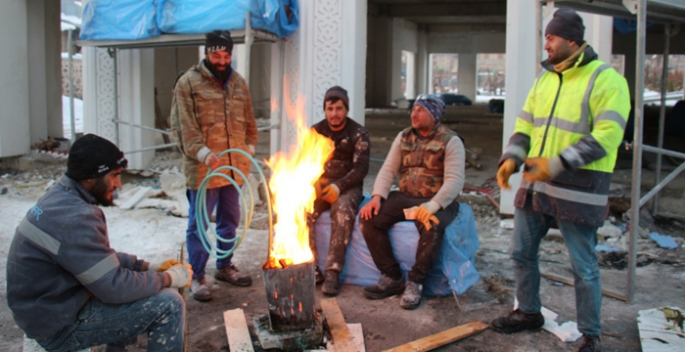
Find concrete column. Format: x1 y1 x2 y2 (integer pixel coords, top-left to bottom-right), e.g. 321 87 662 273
27 0 48 144
117 49 156 169
417 28 429 95
501 0 538 215
273 0 367 152
366 15 393 107
44 0 63 139
0 0 30 157
579 12 613 64
457 53 477 102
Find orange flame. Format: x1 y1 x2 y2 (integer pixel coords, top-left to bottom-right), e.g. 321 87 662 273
265 95 334 269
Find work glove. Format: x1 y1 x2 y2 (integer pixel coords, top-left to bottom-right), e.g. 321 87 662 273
321 184 340 204
166 264 193 288
497 158 517 190
147 259 180 272
523 157 565 183
416 201 441 231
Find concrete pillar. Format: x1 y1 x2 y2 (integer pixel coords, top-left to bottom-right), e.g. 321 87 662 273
501 0 538 215
272 0 367 153
417 28 429 95
366 15 393 107
116 49 156 169
582 13 613 63
457 53 477 102
44 0 63 139
0 0 30 157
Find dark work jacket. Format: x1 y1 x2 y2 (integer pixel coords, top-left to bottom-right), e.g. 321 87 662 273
312 117 371 193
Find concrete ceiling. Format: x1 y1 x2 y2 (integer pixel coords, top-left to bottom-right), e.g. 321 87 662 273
368 0 507 28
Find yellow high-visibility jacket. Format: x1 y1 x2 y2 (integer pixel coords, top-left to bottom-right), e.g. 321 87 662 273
500 45 630 227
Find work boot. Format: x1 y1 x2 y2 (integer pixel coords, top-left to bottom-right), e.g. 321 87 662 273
315 266 325 285
578 334 601 352
363 274 406 300
322 271 341 296
400 281 423 310
215 264 252 287
190 277 212 302
490 309 545 334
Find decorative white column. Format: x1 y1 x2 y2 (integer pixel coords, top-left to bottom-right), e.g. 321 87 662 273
83 47 117 143
501 0 538 215
457 53 477 102
271 0 367 153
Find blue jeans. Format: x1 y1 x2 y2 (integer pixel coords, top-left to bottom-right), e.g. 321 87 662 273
186 185 240 278
38 289 185 352
511 198 602 336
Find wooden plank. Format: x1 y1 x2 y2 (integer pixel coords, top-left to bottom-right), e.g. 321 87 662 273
540 272 627 301
383 321 489 352
320 299 358 352
223 309 255 352
326 323 366 352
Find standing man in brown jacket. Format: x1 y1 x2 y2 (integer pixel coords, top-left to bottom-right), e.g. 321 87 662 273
171 30 258 302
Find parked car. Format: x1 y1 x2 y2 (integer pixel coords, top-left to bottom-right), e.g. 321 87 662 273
440 93 472 106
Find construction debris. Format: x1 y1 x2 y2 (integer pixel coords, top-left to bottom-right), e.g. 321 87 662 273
34 136 61 151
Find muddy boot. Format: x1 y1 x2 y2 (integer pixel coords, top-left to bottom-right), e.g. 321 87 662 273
363 274 405 299
215 264 252 287
400 281 423 310
322 271 340 296
490 309 544 334
191 277 212 302
578 334 601 352
315 266 325 285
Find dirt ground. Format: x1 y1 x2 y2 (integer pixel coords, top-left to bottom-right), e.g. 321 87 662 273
1 105 684 351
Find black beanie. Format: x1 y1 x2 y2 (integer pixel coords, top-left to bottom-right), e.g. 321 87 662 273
545 8 585 44
67 134 128 181
323 86 349 111
205 30 234 55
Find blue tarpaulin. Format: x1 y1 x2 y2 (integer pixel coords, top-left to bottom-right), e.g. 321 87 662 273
80 0 299 41
314 197 480 296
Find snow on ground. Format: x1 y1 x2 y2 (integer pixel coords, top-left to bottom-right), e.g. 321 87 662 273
62 95 84 140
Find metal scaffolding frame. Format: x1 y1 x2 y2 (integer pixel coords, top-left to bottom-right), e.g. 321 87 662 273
75 13 284 154
547 0 685 303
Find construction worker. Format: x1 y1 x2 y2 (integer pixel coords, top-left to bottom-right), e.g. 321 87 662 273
171 30 258 302
308 86 370 296
6 134 191 351
359 94 465 310
492 9 630 352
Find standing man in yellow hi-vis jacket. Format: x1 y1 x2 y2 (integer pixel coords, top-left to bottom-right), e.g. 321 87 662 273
491 9 630 352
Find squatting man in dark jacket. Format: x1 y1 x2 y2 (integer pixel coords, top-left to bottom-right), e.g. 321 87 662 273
359 94 465 310
492 9 630 352
309 86 371 296
6 134 193 352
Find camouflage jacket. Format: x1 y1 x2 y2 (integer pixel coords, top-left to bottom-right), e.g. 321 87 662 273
311 117 370 193
171 61 258 190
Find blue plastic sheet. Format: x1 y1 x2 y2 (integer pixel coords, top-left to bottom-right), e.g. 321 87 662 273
314 197 480 296
649 232 679 249
80 0 160 40
158 0 299 38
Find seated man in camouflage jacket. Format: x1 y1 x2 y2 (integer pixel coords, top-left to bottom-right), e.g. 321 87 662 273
359 94 465 310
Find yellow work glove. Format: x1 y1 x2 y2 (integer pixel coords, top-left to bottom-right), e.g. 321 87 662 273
321 184 340 204
497 158 517 190
416 201 441 231
523 157 565 183
148 259 181 272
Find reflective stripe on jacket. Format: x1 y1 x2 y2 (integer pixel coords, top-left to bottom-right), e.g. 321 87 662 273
500 45 630 227
399 124 458 198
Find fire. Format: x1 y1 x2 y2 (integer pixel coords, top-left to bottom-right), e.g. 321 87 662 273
265 96 334 269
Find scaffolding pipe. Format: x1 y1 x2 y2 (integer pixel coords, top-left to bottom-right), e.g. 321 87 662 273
638 162 685 208
627 0 647 304
67 30 77 143
112 119 173 135
652 25 670 214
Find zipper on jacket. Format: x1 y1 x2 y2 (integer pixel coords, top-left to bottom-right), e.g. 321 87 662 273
223 88 235 180
538 72 563 157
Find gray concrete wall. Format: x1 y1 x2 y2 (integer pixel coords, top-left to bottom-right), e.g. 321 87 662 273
45 0 62 140
427 31 505 54
0 0 30 157
391 18 418 102
366 15 394 107
154 47 200 123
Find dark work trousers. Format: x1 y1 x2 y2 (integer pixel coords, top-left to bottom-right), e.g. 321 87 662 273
359 191 459 283
308 185 364 273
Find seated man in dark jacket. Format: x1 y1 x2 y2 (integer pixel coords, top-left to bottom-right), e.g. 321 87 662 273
6 134 192 352
309 86 371 296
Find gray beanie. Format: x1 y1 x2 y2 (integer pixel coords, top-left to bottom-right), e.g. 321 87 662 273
323 86 349 111
545 8 585 44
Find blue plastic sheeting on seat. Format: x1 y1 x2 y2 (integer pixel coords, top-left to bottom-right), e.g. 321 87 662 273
313 198 480 296
80 0 160 40
158 0 299 38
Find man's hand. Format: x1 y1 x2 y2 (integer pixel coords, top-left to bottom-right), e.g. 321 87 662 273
416 201 440 231
148 259 180 272
321 184 340 204
204 152 222 169
165 264 193 288
248 145 255 156
360 195 382 220
523 157 564 183
497 158 517 190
